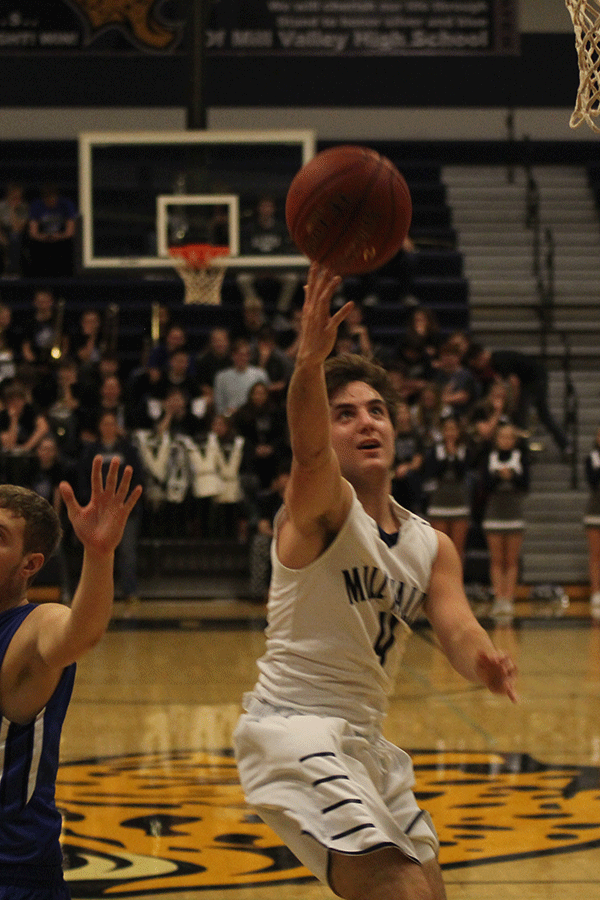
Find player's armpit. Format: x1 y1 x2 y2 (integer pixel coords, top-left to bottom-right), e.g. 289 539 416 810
277 476 353 569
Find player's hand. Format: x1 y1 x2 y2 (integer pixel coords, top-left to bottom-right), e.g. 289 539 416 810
296 263 352 365
59 455 142 556
475 649 518 703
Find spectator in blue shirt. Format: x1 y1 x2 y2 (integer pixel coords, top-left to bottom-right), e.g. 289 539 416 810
28 183 77 277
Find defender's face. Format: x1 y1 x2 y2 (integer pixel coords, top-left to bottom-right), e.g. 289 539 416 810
330 381 395 482
0 509 31 603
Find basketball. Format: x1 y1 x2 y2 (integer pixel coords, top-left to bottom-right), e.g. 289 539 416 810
285 144 412 276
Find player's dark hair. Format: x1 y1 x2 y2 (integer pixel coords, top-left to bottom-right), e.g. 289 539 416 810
324 354 398 423
0 484 62 561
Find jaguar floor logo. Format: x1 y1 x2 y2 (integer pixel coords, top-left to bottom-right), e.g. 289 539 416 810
56 749 600 897
66 0 182 50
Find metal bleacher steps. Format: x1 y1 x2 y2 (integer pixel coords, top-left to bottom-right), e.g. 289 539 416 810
444 163 600 586
137 538 251 600
443 164 600 361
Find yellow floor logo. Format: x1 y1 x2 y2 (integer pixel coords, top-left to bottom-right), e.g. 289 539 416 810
56 749 600 896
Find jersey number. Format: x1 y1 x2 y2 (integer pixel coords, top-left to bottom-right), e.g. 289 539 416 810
374 611 398 666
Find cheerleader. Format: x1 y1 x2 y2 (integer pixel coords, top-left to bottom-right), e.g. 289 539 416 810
482 421 530 620
423 414 471 562
583 426 600 618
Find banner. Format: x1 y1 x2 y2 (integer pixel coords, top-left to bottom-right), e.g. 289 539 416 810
0 0 517 56
207 0 519 56
0 0 185 53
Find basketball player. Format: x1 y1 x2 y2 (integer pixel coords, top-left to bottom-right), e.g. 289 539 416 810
234 264 517 900
0 456 142 899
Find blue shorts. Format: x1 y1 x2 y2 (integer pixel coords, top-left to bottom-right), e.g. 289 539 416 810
0 864 69 900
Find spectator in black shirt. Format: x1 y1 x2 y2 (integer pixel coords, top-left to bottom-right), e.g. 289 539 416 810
236 195 300 315
435 339 481 423
0 380 49 458
21 289 65 368
466 343 570 456
250 324 294 402
23 433 74 602
196 327 232 397
154 386 210 440
247 459 291 603
391 400 424 515
76 411 145 603
387 333 434 404
233 380 289 494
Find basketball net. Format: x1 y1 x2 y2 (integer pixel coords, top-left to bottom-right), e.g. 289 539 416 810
169 244 230 305
566 0 600 132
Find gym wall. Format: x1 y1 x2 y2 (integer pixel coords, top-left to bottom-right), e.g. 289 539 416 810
0 0 585 141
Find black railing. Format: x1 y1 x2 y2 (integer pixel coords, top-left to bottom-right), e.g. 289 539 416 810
561 332 579 488
524 166 551 361
506 109 515 184
538 227 555 364
524 169 578 478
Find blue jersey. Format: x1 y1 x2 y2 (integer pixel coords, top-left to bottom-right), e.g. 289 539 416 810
0 603 75 889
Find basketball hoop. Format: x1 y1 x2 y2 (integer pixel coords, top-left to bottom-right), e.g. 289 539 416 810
566 0 600 132
169 244 230 305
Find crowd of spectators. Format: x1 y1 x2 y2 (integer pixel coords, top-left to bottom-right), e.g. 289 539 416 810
0 181 76 279
0 177 580 613
0 261 577 612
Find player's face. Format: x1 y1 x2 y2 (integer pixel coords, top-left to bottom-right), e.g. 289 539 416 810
330 381 395 482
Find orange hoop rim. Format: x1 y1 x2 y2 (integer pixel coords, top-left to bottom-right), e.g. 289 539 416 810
168 244 230 270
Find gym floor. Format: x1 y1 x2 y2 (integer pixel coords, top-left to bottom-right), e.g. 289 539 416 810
57 595 600 900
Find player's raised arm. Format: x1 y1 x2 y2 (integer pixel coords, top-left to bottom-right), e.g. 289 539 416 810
34 455 140 673
283 264 353 537
45 455 142 666
1 456 142 725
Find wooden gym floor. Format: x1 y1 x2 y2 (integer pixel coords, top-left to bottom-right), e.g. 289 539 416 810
55 590 600 900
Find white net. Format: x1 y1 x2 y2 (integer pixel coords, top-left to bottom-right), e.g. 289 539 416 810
175 263 226 305
566 0 600 132
169 245 229 305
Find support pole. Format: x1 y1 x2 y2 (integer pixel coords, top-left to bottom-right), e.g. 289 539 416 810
187 0 207 129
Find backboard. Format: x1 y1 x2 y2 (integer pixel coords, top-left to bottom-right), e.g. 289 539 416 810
78 129 316 269
156 194 240 259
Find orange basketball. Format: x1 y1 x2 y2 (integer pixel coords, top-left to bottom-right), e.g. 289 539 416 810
285 144 412 276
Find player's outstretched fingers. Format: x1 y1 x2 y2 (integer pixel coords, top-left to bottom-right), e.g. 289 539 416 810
115 463 133 502
90 453 104 497
103 455 121 495
119 467 143 513
58 479 77 516
476 650 518 703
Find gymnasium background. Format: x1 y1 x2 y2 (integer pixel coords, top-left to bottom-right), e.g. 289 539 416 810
0 0 587 143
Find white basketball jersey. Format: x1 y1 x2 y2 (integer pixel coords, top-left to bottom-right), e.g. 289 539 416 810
251 487 438 730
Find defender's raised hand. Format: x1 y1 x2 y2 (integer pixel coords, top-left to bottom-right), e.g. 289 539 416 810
59 455 143 557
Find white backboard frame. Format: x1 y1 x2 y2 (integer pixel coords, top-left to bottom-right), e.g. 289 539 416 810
156 194 241 259
79 129 316 270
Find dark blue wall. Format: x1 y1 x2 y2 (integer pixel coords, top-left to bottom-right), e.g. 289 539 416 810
0 34 577 109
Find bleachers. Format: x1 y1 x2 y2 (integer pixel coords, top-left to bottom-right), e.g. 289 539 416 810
0 136 473 369
5 133 600 372
6 136 600 592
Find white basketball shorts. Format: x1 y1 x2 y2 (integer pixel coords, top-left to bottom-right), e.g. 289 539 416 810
233 699 439 888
